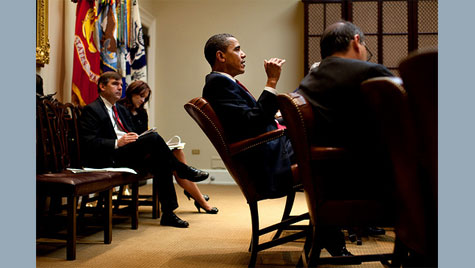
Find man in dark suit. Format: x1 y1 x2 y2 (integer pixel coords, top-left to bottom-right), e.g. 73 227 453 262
79 71 209 228
202 33 292 199
298 20 393 149
298 21 394 235
298 21 394 195
202 33 351 256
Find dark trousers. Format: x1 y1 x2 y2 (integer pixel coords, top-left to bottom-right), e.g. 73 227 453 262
114 132 180 213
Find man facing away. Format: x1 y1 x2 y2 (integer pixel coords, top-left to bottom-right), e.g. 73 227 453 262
79 71 209 228
297 20 395 198
297 21 395 237
202 33 351 256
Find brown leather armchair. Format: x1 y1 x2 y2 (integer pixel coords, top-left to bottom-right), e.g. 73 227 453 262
399 51 437 260
184 97 308 268
368 48 436 267
361 65 437 267
277 92 395 267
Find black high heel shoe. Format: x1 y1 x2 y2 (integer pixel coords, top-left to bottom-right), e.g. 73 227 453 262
184 190 209 202
194 201 219 214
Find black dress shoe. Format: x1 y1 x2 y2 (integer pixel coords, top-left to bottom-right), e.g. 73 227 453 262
176 165 209 182
326 246 353 257
366 226 386 236
160 213 189 228
326 246 361 265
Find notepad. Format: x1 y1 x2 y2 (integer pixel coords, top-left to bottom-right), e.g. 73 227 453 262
138 127 157 138
67 167 138 174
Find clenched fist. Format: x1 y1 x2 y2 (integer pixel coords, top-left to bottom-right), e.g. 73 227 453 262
264 58 286 88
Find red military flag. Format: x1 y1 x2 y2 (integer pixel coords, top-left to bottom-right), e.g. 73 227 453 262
72 0 101 106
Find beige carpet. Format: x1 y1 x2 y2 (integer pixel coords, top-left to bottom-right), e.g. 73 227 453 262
36 184 394 267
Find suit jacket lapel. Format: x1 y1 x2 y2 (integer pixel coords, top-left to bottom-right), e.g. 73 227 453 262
235 80 257 105
96 97 117 137
116 104 135 132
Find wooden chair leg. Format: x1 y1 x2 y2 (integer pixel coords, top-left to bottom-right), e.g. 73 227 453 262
298 223 314 268
152 177 160 219
36 194 47 235
297 254 305 268
306 225 323 268
303 223 313 256
390 238 406 267
272 190 296 240
131 182 139 229
102 189 112 244
66 195 77 260
248 202 259 268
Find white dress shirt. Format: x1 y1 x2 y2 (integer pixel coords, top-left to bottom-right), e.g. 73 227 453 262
100 96 126 149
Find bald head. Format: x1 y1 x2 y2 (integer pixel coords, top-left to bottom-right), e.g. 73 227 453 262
320 21 365 59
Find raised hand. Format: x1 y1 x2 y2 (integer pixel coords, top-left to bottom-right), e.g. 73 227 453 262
264 58 286 88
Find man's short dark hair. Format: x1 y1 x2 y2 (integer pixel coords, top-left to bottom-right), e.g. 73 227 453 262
204 33 235 67
320 21 365 59
97 71 122 93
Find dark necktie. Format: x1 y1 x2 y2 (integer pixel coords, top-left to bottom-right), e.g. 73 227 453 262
236 80 256 100
112 105 128 133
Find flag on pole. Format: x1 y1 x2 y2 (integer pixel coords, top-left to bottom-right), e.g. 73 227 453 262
117 0 130 97
72 0 147 103
97 0 119 73
128 0 147 82
72 0 101 106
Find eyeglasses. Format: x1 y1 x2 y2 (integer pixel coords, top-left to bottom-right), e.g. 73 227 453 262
364 44 373 62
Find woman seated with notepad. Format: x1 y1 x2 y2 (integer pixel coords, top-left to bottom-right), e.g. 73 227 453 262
119 81 218 214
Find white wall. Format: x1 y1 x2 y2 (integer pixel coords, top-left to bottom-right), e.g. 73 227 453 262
140 0 304 169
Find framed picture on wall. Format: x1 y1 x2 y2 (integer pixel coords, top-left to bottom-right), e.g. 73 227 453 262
36 0 50 67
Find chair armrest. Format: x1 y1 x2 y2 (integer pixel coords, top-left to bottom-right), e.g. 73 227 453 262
310 147 346 160
229 129 285 156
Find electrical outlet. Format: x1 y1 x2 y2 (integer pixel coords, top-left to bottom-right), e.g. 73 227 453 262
191 149 200 155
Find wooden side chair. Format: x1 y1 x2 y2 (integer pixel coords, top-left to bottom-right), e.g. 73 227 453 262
185 97 309 268
37 100 156 260
277 92 395 267
36 99 116 260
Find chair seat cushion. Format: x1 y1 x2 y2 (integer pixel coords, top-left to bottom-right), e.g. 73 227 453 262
114 172 153 186
37 172 121 196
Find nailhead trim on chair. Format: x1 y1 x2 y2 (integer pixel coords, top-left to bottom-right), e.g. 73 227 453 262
188 102 230 153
